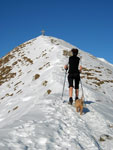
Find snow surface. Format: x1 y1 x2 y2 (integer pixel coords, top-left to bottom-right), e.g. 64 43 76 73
0 35 113 150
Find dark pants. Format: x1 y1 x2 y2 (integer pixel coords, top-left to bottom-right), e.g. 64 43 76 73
68 73 80 89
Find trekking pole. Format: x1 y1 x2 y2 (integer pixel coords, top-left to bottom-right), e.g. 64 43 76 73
61 69 67 100
79 55 84 98
79 55 86 106
80 78 84 98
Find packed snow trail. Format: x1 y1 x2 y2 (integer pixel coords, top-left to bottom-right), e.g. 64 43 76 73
0 94 102 150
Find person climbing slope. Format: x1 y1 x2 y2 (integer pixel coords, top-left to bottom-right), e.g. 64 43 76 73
64 48 82 105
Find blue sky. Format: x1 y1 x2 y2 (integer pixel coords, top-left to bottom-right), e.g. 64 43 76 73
0 0 113 64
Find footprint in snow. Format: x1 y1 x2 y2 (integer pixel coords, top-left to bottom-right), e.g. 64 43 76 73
22 96 33 102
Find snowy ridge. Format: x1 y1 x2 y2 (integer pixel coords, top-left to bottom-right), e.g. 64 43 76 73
98 57 113 67
0 35 113 150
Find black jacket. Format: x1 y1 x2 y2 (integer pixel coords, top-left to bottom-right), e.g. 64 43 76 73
68 55 80 74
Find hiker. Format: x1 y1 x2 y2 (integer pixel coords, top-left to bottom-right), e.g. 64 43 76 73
64 48 82 105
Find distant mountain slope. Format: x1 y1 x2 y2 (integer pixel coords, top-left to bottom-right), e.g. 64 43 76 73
0 35 113 150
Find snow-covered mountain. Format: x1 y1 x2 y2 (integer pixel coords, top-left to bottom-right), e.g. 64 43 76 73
0 35 113 150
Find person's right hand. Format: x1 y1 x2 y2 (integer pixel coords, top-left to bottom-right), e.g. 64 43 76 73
64 65 68 70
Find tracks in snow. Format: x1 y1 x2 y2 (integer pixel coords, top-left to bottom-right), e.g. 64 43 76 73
0 95 112 150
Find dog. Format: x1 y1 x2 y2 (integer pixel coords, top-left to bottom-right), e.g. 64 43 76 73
74 97 84 115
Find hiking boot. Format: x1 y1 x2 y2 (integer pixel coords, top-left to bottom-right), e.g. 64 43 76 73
75 97 79 101
68 97 73 105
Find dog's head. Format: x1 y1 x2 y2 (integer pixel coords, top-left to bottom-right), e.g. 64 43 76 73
75 98 83 105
